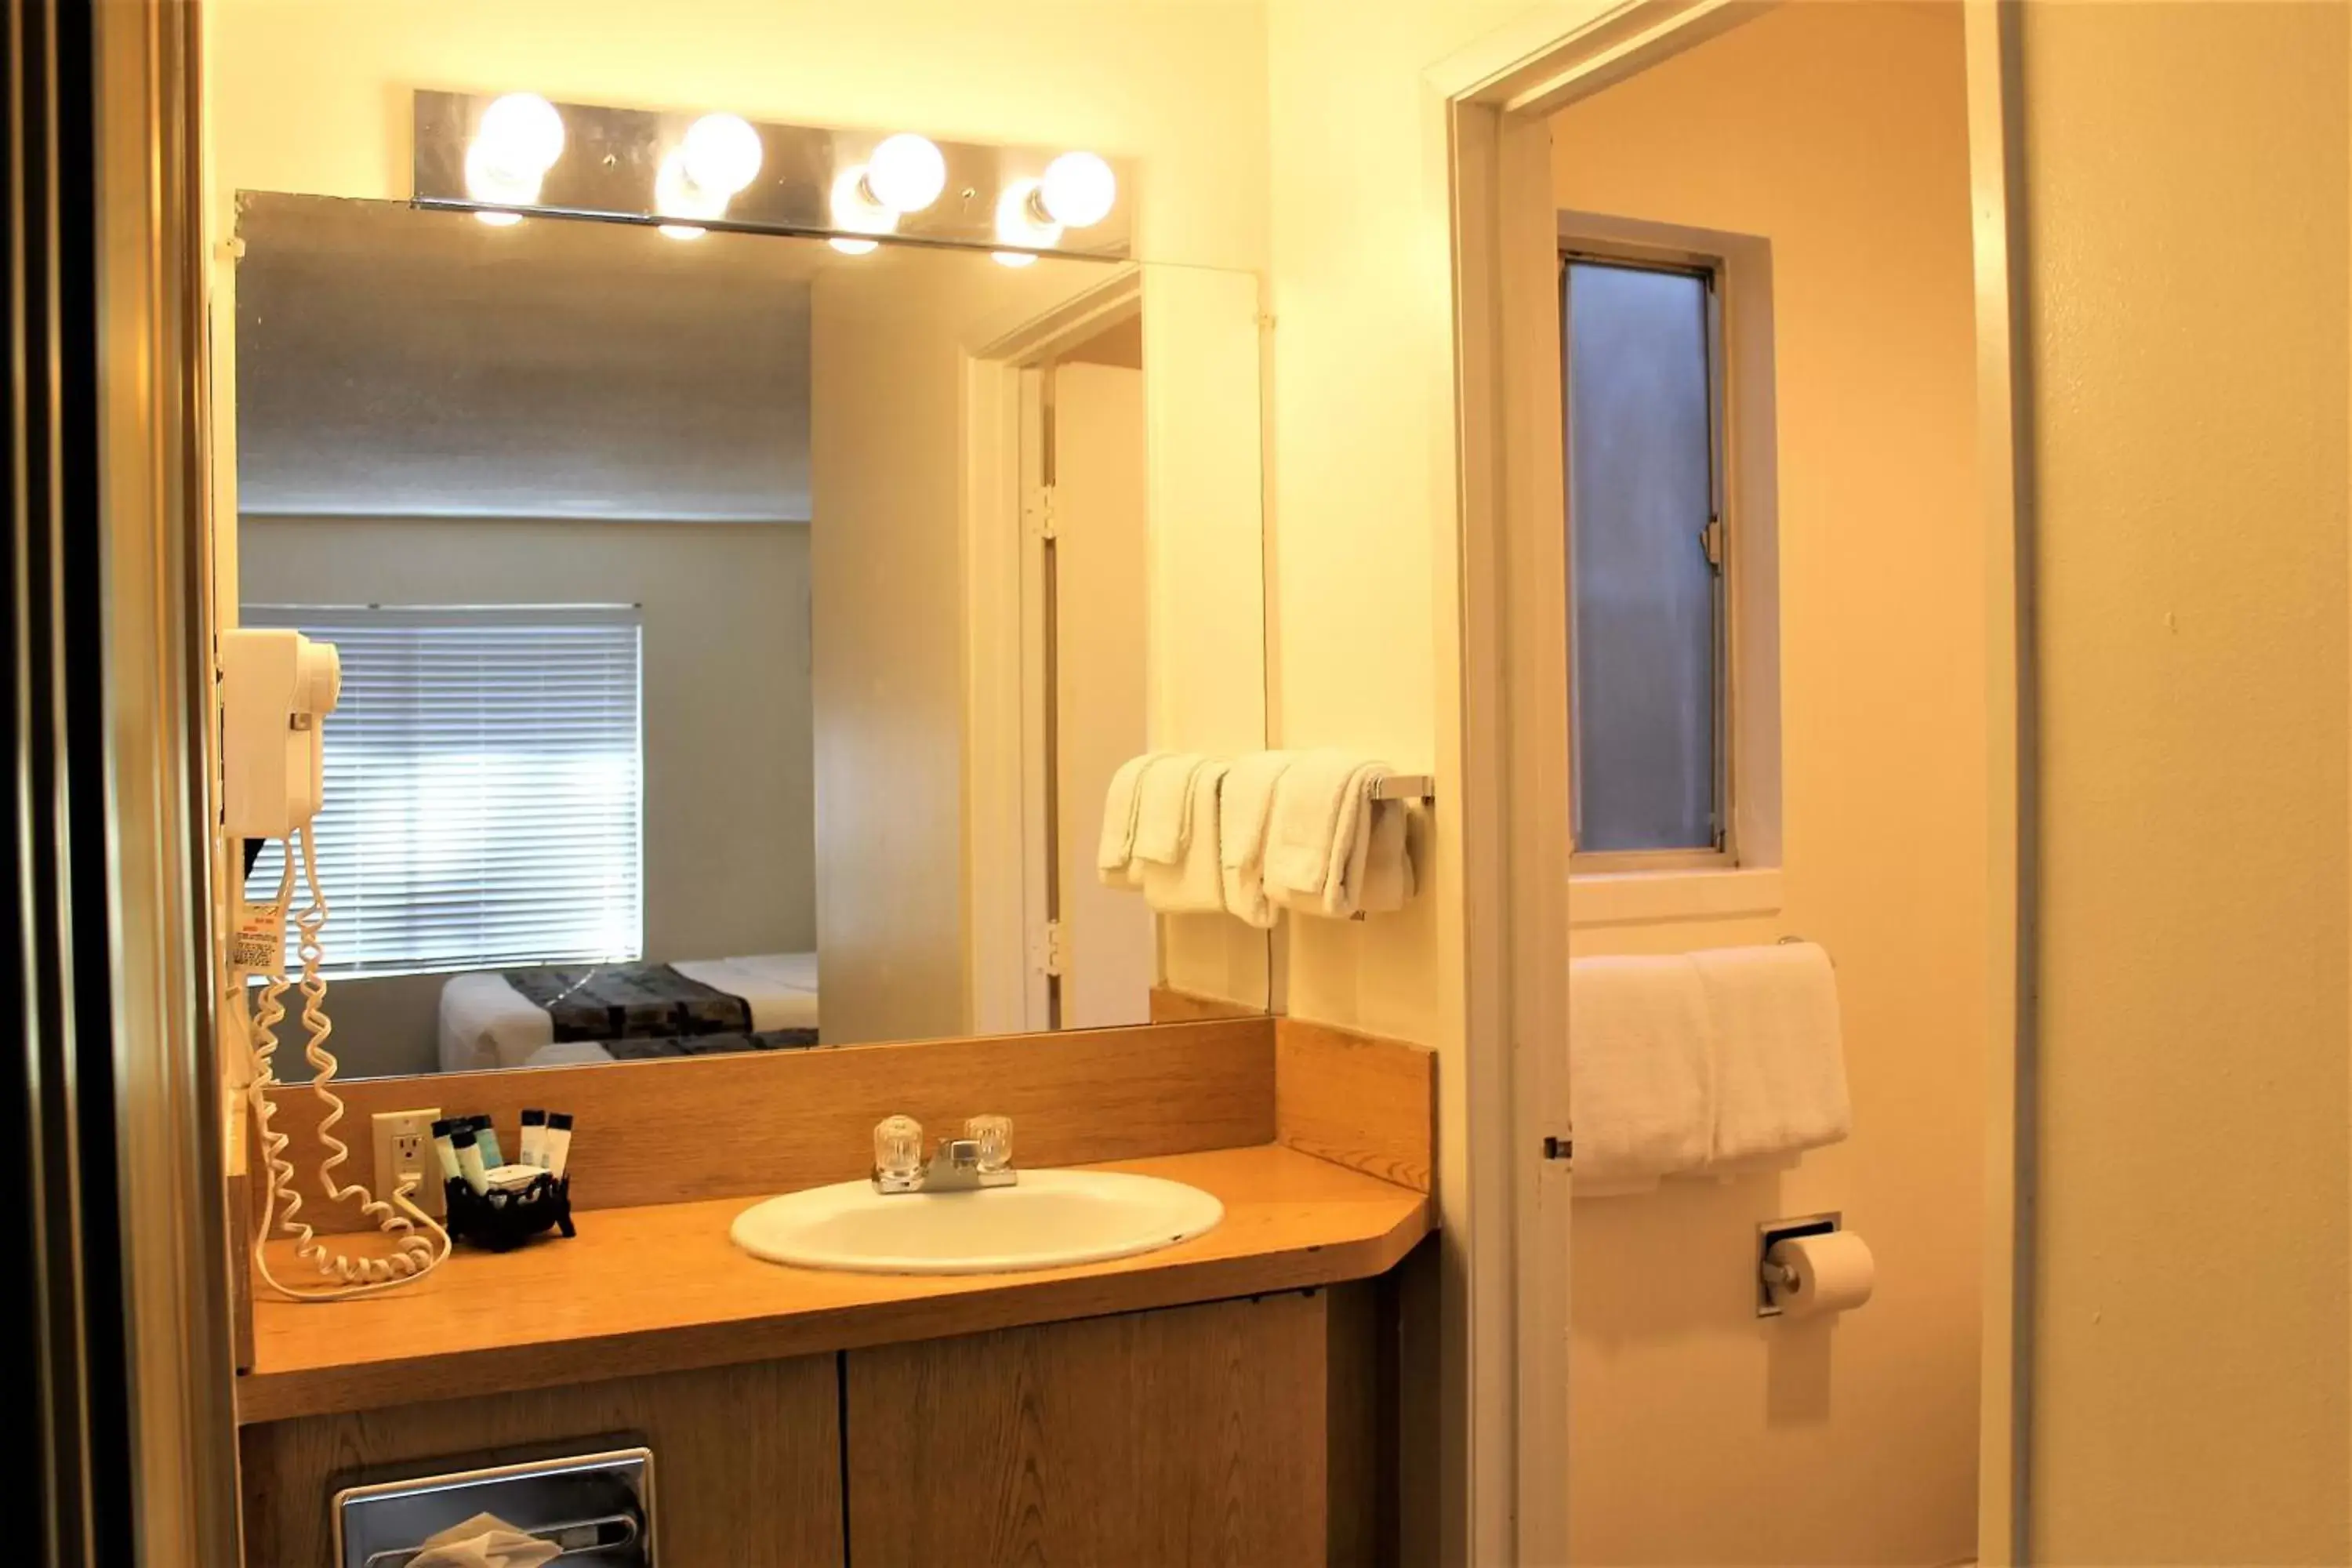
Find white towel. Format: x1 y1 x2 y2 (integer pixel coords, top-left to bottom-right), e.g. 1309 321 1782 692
1353 799 1417 914
1264 753 1416 919
1263 750 1360 902
1133 753 1208 865
1265 751 1384 912
1566 954 1715 1195
1332 794 1414 916
1218 750 1296 928
1144 762 1229 913
1097 753 1160 885
1691 942 1849 1164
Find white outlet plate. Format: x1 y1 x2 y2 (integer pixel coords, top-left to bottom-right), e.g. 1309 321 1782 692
372 1106 443 1218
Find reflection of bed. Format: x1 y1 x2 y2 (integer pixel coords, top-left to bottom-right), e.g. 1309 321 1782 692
438 952 819 1073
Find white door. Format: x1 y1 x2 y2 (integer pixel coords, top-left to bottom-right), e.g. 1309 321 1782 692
1051 360 1154 1029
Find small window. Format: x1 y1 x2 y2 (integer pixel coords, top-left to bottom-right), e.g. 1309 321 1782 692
1563 254 1726 860
241 604 644 976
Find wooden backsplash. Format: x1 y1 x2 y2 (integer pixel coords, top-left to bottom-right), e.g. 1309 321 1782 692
246 1011 1436 1247
252 1018 1277 1234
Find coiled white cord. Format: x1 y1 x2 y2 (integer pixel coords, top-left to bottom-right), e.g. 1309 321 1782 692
248 825 452 1301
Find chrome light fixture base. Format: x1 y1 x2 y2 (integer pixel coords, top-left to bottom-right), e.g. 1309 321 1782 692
412 89 1132 261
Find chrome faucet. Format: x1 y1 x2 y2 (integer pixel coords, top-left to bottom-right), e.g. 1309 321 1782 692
871 1113 1018 1194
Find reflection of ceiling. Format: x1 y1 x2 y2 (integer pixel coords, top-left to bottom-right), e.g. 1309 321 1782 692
236 193 829 522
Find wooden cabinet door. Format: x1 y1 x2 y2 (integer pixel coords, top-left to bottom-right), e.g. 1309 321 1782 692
845 1291 1370 1567
240 1357 843 1567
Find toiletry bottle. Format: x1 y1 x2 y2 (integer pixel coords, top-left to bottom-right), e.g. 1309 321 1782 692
472 1113 504 1169
452 1127 490 1195
543 1112 574 1180
520 1108 548 1168
430 1119 463 1183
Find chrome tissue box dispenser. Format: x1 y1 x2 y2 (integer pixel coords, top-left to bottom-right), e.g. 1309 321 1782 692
334 1443 654 1566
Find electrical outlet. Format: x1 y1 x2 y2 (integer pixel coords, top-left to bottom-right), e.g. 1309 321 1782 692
372 1107 442 1218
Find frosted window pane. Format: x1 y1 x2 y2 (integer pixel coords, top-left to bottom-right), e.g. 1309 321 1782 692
1565 261 1719 853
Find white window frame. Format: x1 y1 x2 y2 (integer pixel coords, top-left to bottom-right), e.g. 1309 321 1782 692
239 602 647 978
1559 211 1784 918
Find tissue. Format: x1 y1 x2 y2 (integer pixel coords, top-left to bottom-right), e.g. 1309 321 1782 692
405 1513 561 1568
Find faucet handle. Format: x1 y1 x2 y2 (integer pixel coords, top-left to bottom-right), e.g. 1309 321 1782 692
873 1115 924 1182
964 1114 1013 1173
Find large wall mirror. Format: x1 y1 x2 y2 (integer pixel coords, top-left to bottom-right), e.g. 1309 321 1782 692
227 191 1270 1081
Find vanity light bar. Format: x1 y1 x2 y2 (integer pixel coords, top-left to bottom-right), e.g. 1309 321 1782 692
412 89 1133 261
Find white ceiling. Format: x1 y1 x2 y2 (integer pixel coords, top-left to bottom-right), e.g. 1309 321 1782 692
234 194 826 523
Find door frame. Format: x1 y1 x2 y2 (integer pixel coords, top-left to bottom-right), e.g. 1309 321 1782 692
963 270 1145 1036
1432 2 2031 1562
16 0 247 1559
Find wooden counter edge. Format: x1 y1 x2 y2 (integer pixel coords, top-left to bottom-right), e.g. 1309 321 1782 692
236 1189 1431 1425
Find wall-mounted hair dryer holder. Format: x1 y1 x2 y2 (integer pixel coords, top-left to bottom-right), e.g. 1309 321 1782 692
444 1173 575 1253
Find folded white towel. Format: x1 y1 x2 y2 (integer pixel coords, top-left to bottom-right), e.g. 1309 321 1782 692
1566 954 1715 1194
1218 750 1297 928
1133 753 1208 865
1097 753 1161 886
1353 798 1417 914
1262 753 1416 919
1144 762 1229 913
1691 942 1849 1164
1329 791 1415 916
1263 750 1362 903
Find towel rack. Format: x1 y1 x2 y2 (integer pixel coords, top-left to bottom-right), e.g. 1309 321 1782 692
1777 934 1835 968
1341 775 1433 920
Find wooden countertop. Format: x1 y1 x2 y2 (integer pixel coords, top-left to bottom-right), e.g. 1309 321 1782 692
238 1144 1431 1425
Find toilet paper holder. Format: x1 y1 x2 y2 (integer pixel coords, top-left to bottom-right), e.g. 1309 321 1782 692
1756 1210 1841 1318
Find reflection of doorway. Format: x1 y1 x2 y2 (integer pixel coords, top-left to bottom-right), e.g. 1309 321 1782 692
965 274 1152 1035
1045 349 1155 1029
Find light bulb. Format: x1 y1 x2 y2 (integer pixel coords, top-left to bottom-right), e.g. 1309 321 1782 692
992 250 1039 268
682 113 763 198
476 93 565 178
464 141 542 207
829 166 898 241
474 209 524 228
659 223 706 241
1037 151 1116 228
995 178 1062 258
865 132 946 213
830 237 879 256
655 148 728 223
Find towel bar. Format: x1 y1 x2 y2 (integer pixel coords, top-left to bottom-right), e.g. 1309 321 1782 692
1776 934 1835 968
1347 774 1432 918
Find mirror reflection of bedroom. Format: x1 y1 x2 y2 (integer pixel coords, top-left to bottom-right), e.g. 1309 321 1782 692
232 194 1262 1080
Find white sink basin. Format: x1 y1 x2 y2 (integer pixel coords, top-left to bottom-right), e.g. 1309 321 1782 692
730 1169 1224 1275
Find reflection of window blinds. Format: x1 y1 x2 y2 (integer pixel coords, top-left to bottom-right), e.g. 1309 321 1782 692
241 605 643 978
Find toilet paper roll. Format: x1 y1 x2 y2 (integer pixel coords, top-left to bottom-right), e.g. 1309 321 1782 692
1766 1230 1875 1319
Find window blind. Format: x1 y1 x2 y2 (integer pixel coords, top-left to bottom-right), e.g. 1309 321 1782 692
242 604 644 978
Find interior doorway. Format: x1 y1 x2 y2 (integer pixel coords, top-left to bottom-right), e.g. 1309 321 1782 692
1438 3 2027 1562
964 275 1153 1036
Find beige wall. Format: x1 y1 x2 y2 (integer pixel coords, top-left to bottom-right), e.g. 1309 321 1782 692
1141 264 1276 1008
808 250 1015 1047
1548 6 1982 1563
239 516 815 1078
2020 4 2352 1562
1263 4 1570 1557
807 247 1143 1045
